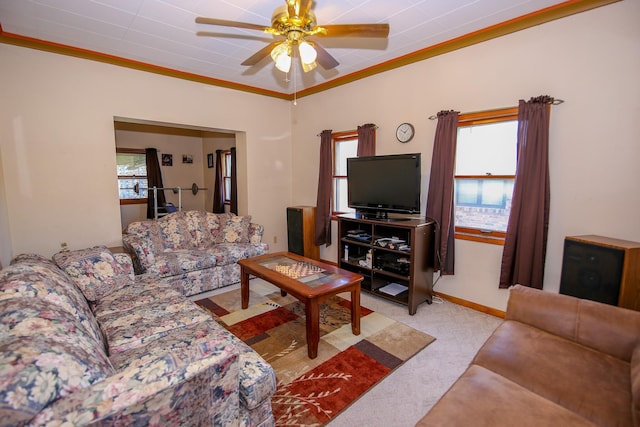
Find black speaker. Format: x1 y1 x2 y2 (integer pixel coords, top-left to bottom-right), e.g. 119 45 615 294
287 207 304 256
559 239 625 305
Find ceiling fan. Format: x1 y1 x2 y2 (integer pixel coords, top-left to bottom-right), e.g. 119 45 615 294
195 0 389 74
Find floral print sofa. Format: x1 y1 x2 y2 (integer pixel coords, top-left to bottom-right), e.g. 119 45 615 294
123 211 268 297
0 247 276 426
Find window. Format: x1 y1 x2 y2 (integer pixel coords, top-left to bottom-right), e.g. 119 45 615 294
223 150 232 203
332 131 358 215
116 148 148 204
455 108 518 245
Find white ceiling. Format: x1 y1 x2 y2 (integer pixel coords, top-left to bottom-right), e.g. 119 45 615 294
0 0 586 96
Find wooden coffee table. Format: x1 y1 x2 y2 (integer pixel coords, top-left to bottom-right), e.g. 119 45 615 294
238 251 363 359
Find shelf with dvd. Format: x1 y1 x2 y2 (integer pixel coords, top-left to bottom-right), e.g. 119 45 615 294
337 213 435 315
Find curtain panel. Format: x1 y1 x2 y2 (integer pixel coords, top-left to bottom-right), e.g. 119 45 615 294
212 149 225 213
314 130 333 246
230 147 238 214
499 96 553 289
145 148 166 219
425 111 459 275
357 123 376 157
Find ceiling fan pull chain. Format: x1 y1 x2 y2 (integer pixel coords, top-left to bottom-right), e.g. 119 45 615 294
293 56 298 105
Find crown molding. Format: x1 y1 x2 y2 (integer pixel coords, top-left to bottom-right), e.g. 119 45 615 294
0 0 620 101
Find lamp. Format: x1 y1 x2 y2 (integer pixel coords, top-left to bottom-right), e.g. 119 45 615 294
270 38 318 73
270 42 291 73
299 40 317 64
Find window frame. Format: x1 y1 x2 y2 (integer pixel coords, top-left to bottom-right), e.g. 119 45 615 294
331 130 359 218
454 107 518 245
223 150 232 204
116 148 148 206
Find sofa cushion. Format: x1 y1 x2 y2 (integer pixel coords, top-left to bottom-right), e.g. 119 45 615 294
632 345 640 426
216 215 251 244
90 276 182 317
146 250 217 277
158 214 195 250
206 243 266 266
1 256 105 345
416 365 597 427
182 210 222 248
0 298 114 426
473 320 633 426
53 246 133 302
95 295 212 354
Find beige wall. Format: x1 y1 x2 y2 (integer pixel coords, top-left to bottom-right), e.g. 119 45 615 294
0 46 292 259
1 1 638 312
291 0 640 311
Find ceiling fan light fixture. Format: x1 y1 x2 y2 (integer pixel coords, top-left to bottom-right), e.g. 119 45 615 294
301 60 317 73
271 42 292 73
298 40 317 65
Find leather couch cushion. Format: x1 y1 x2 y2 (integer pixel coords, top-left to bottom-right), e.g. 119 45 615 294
416 365 596 427
632 345 640 426
473 320 633 426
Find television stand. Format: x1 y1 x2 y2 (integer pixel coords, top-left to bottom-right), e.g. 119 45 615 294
338 213 436 315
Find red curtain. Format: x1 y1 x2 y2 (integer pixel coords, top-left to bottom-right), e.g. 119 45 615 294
314 130 333 246
425 111 459 275
499 96 553 289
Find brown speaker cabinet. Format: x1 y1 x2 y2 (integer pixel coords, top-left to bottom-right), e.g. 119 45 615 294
562 235 640 311
286 206 319 260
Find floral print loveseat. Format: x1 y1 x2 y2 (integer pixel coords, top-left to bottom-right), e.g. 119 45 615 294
0 247 276 426
123 211 268 297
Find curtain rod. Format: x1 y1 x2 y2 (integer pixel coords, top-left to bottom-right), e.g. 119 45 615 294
428 98 564 120
317 125 379 137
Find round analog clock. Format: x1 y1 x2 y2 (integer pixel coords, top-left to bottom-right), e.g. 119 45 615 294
396 123 415 143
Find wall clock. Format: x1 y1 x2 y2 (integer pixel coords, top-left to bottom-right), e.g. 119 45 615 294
396 123 415 143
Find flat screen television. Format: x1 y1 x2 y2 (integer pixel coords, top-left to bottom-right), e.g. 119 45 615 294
347 153 421 219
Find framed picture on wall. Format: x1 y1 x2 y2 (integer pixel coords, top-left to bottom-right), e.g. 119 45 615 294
162 153 173 166
182 154 193 164
207 153 214 168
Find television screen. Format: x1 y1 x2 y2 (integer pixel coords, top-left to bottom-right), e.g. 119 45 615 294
347 153 421 217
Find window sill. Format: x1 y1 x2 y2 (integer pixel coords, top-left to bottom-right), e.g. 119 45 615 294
455 227 505 246
120 199 147 205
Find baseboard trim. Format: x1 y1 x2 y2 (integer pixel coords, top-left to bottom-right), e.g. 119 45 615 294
435 291 506 319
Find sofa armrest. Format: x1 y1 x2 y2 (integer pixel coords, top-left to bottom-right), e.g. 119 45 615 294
30 341 241 426
122 235 155 273
249 223 264 245
506 285 640 361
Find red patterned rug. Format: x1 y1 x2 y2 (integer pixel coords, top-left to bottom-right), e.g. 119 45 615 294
196 282 435 426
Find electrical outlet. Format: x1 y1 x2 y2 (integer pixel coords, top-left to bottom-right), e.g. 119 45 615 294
273 236 278 244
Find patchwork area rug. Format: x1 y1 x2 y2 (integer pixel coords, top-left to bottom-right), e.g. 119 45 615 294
196 281 435 426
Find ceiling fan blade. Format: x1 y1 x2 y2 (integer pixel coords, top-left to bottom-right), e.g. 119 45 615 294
195 17 269 32
316 23 390 38
241 41 283 66
196 31 274 42
312 42 339 70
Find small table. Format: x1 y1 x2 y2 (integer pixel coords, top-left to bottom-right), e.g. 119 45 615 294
238 252 363 359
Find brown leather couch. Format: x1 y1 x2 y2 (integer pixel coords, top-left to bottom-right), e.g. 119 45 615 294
417 285 640 426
